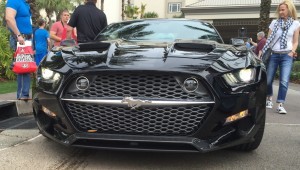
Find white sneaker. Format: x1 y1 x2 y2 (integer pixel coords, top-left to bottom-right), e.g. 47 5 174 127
277 105 287 114
266 100 273 109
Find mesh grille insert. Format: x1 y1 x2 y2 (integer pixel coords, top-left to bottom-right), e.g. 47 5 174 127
65 74 208 100
66 103 211 136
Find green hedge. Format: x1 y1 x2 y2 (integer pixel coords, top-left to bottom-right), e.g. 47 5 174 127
275 61 300 82
290 61 300 81
0 25 15 80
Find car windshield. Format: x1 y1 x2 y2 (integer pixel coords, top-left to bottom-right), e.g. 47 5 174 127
95 20 223 43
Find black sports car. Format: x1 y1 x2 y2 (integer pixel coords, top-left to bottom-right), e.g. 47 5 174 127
33 19 267 152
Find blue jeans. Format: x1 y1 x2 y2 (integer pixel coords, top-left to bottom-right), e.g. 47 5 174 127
10 34 32 99
266 53 294 103
17 74 31 99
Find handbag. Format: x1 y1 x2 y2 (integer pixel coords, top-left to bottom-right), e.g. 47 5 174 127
261 37 280 65
12 41 37 74
261 48 272 65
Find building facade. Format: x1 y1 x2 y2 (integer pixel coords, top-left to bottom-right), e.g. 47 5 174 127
97 0 187 24
182 0 300 43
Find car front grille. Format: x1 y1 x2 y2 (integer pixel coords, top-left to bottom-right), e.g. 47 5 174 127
63 72 213 136
65 103 211 136
64 73 211 100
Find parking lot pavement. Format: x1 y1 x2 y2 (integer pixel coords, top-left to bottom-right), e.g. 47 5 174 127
0 115 38 150
0 91 33 117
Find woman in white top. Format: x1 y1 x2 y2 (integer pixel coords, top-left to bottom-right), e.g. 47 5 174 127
263 0 300 114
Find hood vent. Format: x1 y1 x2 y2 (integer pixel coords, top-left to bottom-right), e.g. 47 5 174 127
79 42 111 52
173 43 215 53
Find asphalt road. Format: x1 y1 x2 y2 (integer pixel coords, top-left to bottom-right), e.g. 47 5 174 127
0 84 300 170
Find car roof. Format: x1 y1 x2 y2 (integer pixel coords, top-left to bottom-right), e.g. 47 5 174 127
112 18 209 24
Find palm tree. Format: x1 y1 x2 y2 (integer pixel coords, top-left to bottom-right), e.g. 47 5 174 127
124 5 139 19
35 0 80 23
101 0 104 11
258 0 271 36
122 0 125 20
140 3 146 19
27 0 40 27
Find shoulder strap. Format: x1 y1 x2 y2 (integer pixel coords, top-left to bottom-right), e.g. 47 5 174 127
271 37 280 48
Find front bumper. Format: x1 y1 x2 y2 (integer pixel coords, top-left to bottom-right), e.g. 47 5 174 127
39 123 260 153
33 69 266 152
33 91 265 153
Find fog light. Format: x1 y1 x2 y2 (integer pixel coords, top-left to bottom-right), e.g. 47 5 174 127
225 110 248 124
183 78 199 92
42 106 57 117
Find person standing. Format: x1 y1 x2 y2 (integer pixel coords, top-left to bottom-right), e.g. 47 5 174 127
50 9 76 46
262 0 300 114
34 18 50 66
67 0 107 43
250 31 267 58
5 0 32 100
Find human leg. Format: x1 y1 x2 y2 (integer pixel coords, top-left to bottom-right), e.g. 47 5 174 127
17 73 31 99
276 54 293 114
266 54 280 108
277 54 293 103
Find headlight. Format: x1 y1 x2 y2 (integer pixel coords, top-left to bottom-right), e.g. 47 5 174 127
42 68 61 81
39 67 62 92
222 68 256 86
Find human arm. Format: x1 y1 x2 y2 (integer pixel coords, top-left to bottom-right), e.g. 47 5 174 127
250 38 257 47
50 31 62 42
5 7 25 44
258 50 263 58
289 27 299 57
50 23 62 42
47 38 51 51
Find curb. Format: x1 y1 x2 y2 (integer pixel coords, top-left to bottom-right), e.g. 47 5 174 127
15 100 33 116
0 100 33 117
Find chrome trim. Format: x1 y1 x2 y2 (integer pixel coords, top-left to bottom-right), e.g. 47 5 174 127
183 77 199 93
61 98 215 106
75 76 90 91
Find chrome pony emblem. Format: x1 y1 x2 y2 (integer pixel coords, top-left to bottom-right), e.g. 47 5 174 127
121 97 152 110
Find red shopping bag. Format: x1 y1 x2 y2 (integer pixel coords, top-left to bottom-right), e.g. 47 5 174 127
12 41 37 74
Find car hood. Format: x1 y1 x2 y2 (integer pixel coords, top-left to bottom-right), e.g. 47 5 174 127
51 39 250 73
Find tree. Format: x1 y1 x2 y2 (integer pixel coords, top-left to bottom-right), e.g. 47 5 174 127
124 5 140 19
35 0 83 23
27 0 40 27
258 0 271 36
0 0 6 25
140 3 146 19
0 0 15 80
121 0 125 20
101 0 104 11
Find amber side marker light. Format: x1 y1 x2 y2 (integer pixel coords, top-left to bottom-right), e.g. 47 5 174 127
225 110 249 124
42 106 57 117
88 130 98 133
